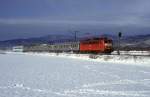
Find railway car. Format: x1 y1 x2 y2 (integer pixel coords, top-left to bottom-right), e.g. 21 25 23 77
24 44 50 52
79 37 113 53
48 42 80 52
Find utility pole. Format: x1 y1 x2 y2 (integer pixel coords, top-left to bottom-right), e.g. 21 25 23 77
74 31 78 41
117 32 122 55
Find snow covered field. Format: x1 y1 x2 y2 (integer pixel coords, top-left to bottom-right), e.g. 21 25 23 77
0 52 150 97
22 51 150 66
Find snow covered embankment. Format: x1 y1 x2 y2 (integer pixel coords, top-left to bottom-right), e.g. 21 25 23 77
58 53 150 66
8 51 149 66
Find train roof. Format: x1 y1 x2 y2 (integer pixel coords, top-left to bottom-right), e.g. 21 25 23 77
80 37 111 41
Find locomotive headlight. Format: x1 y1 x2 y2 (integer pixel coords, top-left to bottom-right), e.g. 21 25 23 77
105 43 112 47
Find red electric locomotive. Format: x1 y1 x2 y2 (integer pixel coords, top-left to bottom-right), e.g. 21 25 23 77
79 37 113 53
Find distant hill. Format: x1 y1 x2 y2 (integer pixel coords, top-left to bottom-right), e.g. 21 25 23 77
0 34 150 51
112 34 150 50
0 34 75 47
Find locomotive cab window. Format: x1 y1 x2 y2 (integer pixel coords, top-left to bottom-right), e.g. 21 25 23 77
104 40 108 43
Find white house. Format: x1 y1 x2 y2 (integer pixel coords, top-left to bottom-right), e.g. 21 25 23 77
12 46 24 52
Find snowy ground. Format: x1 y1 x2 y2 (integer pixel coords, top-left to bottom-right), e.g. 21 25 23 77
18 51 150 66
0 52 150 97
